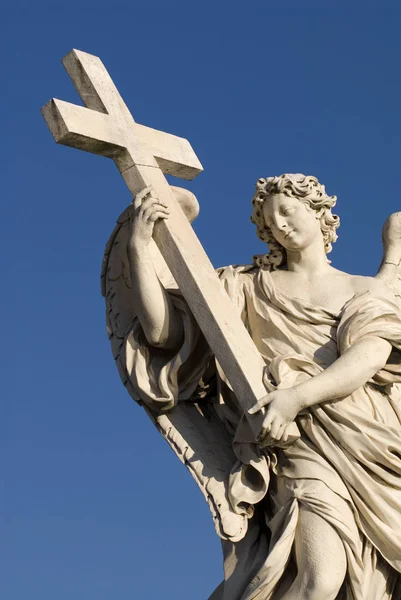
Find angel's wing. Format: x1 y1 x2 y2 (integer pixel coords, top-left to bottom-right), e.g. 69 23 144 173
101 188 248 542
376 212 401 303
376 212 401 402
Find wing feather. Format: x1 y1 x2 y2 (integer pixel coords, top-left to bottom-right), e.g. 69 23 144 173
376 212 401 304
376 212 401 401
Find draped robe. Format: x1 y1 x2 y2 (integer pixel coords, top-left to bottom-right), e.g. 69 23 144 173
124 265 401 599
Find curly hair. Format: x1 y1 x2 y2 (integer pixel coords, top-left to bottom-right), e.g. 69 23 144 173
250 173 340 269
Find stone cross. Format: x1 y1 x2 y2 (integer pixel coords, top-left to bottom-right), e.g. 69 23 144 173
42 49 298 441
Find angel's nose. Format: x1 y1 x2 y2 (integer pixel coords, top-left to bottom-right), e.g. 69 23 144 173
275 218 287 231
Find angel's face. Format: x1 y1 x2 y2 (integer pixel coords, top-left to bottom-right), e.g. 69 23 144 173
263 193 322 251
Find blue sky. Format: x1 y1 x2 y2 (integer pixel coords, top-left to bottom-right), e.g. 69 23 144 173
1 2 400 599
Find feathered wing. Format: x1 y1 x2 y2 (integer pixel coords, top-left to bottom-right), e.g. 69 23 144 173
376 212 401 304
101 190 248 542
376 212 401 402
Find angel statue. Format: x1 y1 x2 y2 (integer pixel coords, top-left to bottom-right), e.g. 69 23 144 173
102 173 401 600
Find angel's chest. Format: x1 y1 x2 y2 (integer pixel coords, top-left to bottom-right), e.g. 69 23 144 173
247 308 339 369
269 276 352 314
246 294 338 351
293 289 347 312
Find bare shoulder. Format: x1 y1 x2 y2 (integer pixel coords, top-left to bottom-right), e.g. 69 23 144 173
328 267 390 298
349 274 390 296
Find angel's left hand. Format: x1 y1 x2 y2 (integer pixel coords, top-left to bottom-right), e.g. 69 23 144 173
248 388 303 445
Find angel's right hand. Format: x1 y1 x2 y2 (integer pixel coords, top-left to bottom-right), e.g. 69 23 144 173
128 186 171 249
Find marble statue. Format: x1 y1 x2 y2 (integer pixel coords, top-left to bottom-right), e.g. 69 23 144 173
41 50 401 600
102 174 401 600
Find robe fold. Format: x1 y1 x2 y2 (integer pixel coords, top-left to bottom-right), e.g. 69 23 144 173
124 265 401 599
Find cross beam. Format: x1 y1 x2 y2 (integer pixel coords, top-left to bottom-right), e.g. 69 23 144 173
41 49 299 442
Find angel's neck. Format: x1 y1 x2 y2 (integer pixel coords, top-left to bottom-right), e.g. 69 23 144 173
286 244 330 276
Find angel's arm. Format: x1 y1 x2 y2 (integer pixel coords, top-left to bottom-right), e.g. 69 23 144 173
250 328 392 444
298 214 401 407
294 278 393 407
309 213 401 404
250 278 393 437
294 334 392 409
251 329 392 417
127 187 183 350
